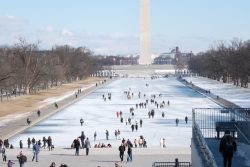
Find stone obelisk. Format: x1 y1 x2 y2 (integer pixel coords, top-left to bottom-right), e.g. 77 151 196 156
139 0 151 65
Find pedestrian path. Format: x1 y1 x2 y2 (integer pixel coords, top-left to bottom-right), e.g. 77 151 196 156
206 138 249 167
0 147 191 167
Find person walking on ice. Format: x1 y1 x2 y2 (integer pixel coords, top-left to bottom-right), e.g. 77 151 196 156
80 118 84 126
94 131 97 141
140 119 143 127
185 116 188 124
79 131 85 148
106 130 109 140
175 118 179 126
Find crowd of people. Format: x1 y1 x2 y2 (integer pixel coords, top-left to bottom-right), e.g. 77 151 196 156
0 77 194 166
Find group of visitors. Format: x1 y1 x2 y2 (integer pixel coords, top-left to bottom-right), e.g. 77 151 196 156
102 92 112 102
50 162 68 167
75 88 83 98
118 143 132 162
0 139 10 149
26 136 53 151
94 143 112 148
72 132 91 156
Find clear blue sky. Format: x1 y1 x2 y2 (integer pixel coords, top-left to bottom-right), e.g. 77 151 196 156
0 0 250 55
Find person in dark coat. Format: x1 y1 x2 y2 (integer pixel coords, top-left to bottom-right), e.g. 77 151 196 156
27 138 31 149
118 143 126 162
19 140 23 149
47 136 52 151
219 130 237 167
127 145 132 162
94 131 97 141
79 131 85 148
26 118 31 126
80 118 84 126
175 118 179 126
42 137 46 149
73 139 80 156
17 151 26 167
131 124 134 132
185 116 188 124
54 102 58 108
174 158 179 167
162 112 165 118
105 130 109 140
31 138 36 146
140 119 143 127
37 110 41 117
38 139 41 147
135 123 138 131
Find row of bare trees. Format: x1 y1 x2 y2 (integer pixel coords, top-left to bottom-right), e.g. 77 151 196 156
0 39 99 99
188 39 250 87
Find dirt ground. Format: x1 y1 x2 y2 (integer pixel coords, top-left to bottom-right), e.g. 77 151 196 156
0 77 104 118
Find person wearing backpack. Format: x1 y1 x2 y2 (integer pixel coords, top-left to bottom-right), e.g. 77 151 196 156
17 151 26 167
219 130 237 167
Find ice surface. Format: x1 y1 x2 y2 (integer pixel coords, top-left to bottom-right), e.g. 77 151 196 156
10 77 219 148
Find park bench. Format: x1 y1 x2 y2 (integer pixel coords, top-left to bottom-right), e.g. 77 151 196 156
152 162 191 167
215 121 237 138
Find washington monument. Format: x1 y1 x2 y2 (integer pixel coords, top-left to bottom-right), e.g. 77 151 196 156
139 0 151 65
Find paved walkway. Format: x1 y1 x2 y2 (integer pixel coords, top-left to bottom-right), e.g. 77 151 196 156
0 147 191 167
206 138 250 167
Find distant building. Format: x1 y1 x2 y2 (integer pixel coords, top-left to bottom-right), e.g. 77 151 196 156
153 47 193 65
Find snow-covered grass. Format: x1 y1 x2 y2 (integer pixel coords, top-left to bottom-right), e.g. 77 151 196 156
184 76 250 108
39 84 95 106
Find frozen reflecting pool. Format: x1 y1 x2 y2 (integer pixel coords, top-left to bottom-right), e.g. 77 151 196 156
10 77 219 148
